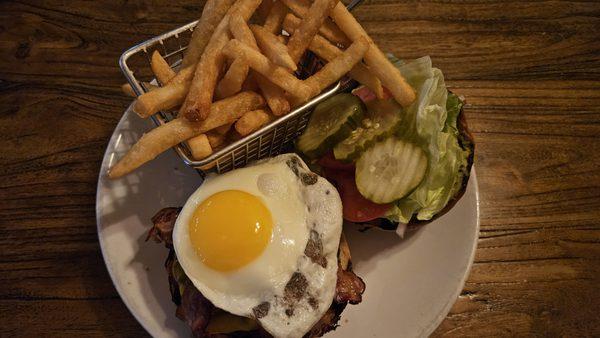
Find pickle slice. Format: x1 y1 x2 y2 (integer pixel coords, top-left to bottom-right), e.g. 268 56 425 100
297 94 365 158
355 138 428 204
333 99 402 161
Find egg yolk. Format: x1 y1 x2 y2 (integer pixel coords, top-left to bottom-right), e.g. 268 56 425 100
189 190 273 272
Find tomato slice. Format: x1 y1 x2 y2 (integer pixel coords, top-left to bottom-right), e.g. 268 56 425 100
318 86 394 223
324 168 391 222
318 152 355 171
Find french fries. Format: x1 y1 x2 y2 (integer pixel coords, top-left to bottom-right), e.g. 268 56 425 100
131 67 195 118
230 14 259 49
122 82 160 97
179 18 230 121
215 14 258 99
132 61 197 118
112 0 417 179
304 37 370 98
226 14 292 116
223 39 312 101
283 14 384 98
181 0 263 122
166 66 195 86
188 134 213 160
235 109 273 136
255 72 290 116
229 20 291 116
110 91 265 178
286 0 337 63
207 131 227 148
134 81 189 118
330 3 415 106
127 0 268 117
150 51 176 85
250 24 296 71
263 1 288 34
280 0 349 47
215 58 249 100
181 0 236 69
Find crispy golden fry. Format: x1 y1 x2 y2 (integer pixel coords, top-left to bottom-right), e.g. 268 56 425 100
187 134 213 160
304 37 369 98
230 14 259 48
318 19 349 47
215 13 258 99
182 0 263 122
136 0 240 117
121 83 136 97
132 67 196 118
263 1 287 34
280 0 349 46
180 20 229 121
223 39 312 101
235 109 273 136
122 82 161 98
227 21 291 115
280 0 308 15
226 17 291 115
215 58 249 99
206 131 227 148
168 66 195 86
250 24 296 70
109 91 265 178
283 14 384 98
150 51 176 85
181 0 236 69
330 4 415 106
134 81 189 118
254 72 290 116
144 82 161 91
286 0 336 63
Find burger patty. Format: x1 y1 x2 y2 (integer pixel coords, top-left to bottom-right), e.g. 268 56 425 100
148 207 365 338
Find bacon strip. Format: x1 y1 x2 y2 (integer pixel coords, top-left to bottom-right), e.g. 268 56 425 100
335 268 365 305
178 279 214 337
146 207 181 246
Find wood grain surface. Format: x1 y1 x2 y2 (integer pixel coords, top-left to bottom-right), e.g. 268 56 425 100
1 0 599 336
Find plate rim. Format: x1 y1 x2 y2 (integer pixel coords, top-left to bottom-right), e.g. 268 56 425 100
420 169 479 336
96 103 161 335
96 103 480 337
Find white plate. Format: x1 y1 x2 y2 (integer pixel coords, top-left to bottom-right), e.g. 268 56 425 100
96 103 479 338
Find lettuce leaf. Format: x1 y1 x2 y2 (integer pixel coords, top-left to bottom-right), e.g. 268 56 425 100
384 56 470 223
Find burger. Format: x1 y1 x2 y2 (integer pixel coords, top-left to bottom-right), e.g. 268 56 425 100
296 55 475 235
147 154 365 337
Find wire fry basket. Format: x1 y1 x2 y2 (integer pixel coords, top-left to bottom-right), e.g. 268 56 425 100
119 21 347 174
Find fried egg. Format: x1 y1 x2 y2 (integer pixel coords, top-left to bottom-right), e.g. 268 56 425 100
173 154 343 338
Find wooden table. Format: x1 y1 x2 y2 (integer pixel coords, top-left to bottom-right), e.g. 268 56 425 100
1 0 598 336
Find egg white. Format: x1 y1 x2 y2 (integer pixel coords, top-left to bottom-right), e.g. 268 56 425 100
173 154 342 338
